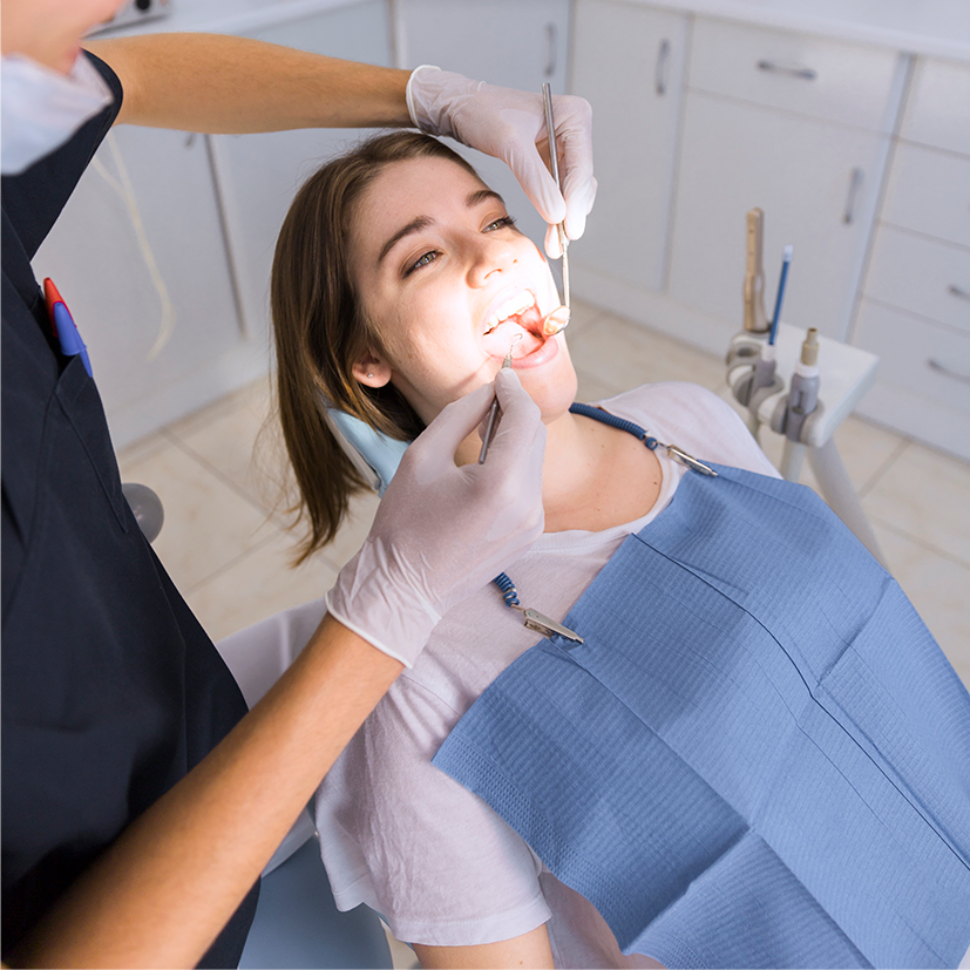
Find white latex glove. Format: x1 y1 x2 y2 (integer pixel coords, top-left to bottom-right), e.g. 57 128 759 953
407 65 597 257
326 370 546 667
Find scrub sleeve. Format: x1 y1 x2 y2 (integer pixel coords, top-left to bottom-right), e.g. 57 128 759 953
1 52 258 967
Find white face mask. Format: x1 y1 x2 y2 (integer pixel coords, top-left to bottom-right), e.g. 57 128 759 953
1 52 113 175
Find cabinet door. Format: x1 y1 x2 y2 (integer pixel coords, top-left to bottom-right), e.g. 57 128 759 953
668 92 890 344
208 0 394 339
570 0 687 292
396 0 570 254
31 125 245 447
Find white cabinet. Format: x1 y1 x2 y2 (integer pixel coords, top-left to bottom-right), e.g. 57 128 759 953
668 92 891 342
209 0 394 341
31 125 249 449
569 0 688 292
899 56 970 157
668 20 904 344
395 0 570 253
853 55 970 460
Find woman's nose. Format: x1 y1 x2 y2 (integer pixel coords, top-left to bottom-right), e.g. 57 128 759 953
467 232 517 285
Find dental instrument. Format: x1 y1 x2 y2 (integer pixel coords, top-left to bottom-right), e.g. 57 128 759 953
541 83 571 337
779 328 820 480
478 335 523 464
742 208 769 335
745 244 795 439
768 245 793 347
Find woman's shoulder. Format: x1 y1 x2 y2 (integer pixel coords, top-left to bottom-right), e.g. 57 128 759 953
590 381 736 429
589 382 779 477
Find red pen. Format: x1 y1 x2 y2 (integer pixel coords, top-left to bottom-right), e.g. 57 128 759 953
44 278 93 376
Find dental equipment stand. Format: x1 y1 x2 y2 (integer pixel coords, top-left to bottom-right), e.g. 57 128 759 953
727 324 887 568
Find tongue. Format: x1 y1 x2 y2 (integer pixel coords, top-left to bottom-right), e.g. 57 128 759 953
483 315 544 360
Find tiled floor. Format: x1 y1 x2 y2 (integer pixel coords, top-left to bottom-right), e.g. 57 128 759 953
118 296 970 691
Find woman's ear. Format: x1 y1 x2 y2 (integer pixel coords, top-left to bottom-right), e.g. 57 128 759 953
352 351 392 388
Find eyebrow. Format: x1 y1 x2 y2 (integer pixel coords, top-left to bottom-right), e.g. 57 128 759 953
377 188 507 265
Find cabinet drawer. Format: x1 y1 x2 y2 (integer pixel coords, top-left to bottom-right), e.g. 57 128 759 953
882 143 970 250
865 227 970 336
855 301 970 417
689 18 902 132
900 56 970 157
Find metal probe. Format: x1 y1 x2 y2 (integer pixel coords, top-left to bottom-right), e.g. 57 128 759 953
478 336 522 464
541 82 570 336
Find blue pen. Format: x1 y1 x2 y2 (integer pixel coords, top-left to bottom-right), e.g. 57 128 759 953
44 278 93 377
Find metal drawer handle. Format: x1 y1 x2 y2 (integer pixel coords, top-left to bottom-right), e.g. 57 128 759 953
949 284 970 302
656 39 671 96
757 59 818 81
544 23 557 78
928 358 970 385
843 167 864 225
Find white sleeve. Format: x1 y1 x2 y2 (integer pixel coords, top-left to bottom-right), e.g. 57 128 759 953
604 382 781 478
314 676 552 947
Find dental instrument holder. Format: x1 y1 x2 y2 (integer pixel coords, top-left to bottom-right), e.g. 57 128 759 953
726 325 885 566
728 207 884 565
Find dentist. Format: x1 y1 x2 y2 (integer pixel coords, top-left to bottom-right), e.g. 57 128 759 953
0 1 595 966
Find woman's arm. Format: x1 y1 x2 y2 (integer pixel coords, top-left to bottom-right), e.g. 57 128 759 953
11 615 403 969
83 33 412 133
413 925 556 970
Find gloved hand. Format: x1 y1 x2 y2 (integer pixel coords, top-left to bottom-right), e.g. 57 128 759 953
326 369 546 667
406 65 597 257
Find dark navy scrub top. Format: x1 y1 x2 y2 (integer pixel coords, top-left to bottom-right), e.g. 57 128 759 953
1 52 257 967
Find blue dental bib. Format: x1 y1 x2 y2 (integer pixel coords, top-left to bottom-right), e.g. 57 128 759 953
433 463 970 969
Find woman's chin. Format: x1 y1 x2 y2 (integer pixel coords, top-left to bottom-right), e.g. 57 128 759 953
520 363 579 426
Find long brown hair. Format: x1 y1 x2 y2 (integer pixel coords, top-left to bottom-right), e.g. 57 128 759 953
271 130 481 563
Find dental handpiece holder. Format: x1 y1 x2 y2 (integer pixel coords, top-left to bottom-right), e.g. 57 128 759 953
725 210 883 563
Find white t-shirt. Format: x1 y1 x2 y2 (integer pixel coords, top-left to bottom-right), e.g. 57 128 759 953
314 382 780 968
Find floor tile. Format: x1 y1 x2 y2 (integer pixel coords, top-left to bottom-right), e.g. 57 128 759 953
568 312 726 396
872 522 970 690
186 530 340 643
563 296 606 336
316 489 382 573
749 416 906 496
863 440 970 566
116 428 171 470
169 376 283 516
122 439 275 593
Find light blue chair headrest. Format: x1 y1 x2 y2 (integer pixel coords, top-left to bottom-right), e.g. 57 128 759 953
325 407 409 497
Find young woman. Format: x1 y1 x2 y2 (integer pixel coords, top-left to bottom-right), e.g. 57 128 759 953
270 132 970 969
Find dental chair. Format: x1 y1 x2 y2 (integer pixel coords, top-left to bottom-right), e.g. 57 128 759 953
215 605 394 970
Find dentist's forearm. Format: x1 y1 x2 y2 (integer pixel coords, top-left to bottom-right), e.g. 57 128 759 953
84 33 412 133
12 615 403 969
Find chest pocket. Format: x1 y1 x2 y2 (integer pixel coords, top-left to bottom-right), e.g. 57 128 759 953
52 354 130 533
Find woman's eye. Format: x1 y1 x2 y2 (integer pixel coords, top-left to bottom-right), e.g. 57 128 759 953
404 250 439 276
485 215 516 232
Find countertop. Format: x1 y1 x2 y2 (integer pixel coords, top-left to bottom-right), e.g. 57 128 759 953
96 0 970 63
622 0 970 61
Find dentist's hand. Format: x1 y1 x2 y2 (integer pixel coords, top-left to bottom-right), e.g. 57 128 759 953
406 66 596 257
326 370 545 667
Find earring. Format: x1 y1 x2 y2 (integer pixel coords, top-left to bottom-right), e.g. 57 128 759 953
368 372 374 379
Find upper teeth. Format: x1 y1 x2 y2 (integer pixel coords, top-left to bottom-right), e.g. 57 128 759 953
483 292 535 334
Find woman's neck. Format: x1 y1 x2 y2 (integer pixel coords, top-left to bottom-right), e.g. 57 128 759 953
539 409 663 534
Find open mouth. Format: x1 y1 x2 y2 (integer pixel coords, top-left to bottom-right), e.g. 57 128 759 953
481 291 551 363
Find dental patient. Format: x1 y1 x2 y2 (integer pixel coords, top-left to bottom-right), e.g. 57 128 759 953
270 132 970 969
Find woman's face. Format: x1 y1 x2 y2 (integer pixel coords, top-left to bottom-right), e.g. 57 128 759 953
348 155 578 429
